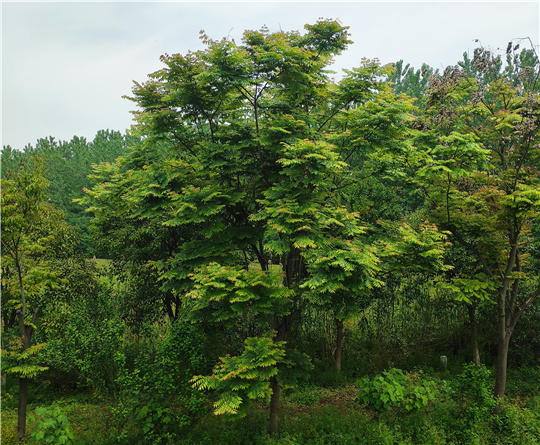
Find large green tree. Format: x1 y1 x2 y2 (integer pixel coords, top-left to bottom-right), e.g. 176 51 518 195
83 21 358 433
82 21 451 433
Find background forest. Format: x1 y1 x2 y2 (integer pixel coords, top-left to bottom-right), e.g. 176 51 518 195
1 21 540 445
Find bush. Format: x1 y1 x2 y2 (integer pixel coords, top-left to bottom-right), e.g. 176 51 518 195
29 404 76 444
42 279 125 392
452 363 498 422
357 368 438 413
113 321 210 444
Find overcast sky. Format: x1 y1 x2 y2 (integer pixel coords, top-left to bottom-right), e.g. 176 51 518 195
2 1 539 150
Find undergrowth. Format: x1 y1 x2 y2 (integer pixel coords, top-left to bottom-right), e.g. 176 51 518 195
2 366 539 444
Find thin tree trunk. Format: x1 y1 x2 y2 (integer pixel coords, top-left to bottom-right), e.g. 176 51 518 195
268 311 298 436
494 333 511 413
269 376 280 436
16 317 31 439
269 246 302 435
492 242 518 413
17 377 29 440
15 302 37 440
467 304 481 367
335 318 344 372
493 284 539 413
269 319 286 437
16 256 31 440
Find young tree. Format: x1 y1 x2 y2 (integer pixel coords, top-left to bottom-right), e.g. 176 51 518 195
404 45 540 410
1 160 66 438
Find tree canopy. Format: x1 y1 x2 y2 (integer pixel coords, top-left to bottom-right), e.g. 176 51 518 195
80 19 453 433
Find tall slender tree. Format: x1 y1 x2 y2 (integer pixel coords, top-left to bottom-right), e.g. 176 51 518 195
1 159 66 439
403 45 540 410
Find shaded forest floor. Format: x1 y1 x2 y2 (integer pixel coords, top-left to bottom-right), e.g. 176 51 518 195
2 367 539 445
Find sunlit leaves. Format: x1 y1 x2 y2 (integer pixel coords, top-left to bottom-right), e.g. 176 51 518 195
375 220 452 274
437 275 496 305
303 238 382 300
187 263 293 323
191 336 286 414
1 342 49 378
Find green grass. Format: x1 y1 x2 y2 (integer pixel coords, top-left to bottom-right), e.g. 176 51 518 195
1 400 115 444
94 258 111 269
2 371 539 445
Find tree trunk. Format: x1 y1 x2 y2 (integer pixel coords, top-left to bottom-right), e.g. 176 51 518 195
16 305 34 440
335 318 344 372
268 312 298 436
494 330 511 413
467 304 481 367
269 376 280 436
17 377 29 439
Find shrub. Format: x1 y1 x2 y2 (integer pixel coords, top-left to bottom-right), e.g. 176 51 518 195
29 404 76 444
452 363 498 422
357 368 438 413
113 320 210 443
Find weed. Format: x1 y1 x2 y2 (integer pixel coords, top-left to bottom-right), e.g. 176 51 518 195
29 404 76 444
357 368 438 413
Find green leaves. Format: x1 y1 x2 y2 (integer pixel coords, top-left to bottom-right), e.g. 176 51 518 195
302 19 352 57
191 336 287 415
30 405 76 444
1 341 49 378
437 275 496 304
304 239 381 299
376 220 452 274
409 52 540 295
187 263 293 323
254 139 357 256
357 368 438 413
82 21 456 427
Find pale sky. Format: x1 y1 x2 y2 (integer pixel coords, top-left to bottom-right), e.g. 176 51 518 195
2 1 539 150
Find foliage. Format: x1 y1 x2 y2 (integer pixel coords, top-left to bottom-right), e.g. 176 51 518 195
42 275 124 391
187 264 293 324
1 159 59 329
112 321 210 444
386 60 437 100
1 130 136 253
400 43 540 404
29 404 76 444
452 363 499 421
191 335 311 415
357 368 438 412
1 21 538 445
1 365 539 444
0 158 72 438
1 341 48 379
79 20 401 431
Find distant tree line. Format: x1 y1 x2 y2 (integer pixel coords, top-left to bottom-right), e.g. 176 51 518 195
1 130 139 254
